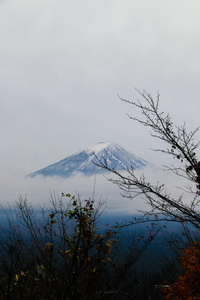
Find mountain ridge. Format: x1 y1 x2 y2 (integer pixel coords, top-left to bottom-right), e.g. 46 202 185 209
28 142 151 178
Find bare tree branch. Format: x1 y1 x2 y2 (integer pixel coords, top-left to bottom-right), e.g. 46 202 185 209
95 89 200 228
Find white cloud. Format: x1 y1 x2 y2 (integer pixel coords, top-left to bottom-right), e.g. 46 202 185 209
0 0 200 213
0 163 195 222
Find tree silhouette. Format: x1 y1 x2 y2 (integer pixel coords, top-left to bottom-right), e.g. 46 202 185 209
0 193 160 299
95 89 200 228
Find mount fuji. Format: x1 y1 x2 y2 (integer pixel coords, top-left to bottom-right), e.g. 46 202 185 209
28 142 151 178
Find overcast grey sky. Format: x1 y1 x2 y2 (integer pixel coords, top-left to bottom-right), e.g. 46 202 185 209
1 0 200 209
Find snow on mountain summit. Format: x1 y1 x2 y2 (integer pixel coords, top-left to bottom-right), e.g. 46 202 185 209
86 142 111 155
28 142 151 178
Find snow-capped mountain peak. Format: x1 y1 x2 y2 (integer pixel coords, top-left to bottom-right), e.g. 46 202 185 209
86 142 111 155
28 142 151 178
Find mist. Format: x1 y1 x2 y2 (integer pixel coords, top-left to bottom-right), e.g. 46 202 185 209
0 164 194 219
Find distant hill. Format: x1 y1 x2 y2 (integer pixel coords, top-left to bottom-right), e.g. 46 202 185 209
28 142 151 178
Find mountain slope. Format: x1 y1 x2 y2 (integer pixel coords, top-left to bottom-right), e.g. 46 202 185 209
28 142 151 178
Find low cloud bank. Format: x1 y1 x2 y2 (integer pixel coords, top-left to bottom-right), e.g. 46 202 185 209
0 165 195 217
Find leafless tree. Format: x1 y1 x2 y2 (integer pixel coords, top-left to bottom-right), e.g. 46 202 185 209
0 193 161 300
95 89 200 229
